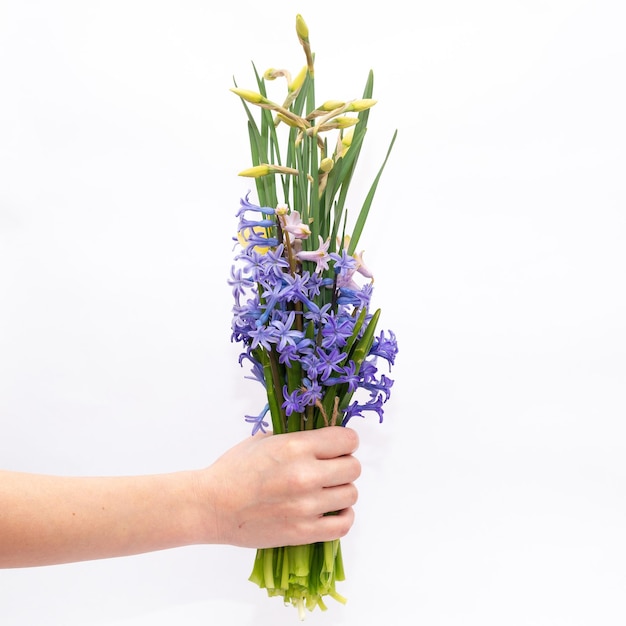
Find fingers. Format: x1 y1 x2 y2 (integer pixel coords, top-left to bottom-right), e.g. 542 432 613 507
310 507 356 543
318 453 362 488
307 426 360 460
319 482 359 516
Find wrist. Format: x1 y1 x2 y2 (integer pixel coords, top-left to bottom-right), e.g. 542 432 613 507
186 468 222 546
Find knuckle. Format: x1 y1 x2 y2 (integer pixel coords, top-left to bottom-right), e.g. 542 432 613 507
286 468 315 493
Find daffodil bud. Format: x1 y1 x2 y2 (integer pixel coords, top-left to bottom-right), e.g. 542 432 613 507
230 88 267 105
333 117 359 129
317 117 359 133
276 112 307 129
238 164 302 178
238 164 272 178
319 100 346 112
319 157 334 173
295 14 309 44
307 117 358 136
295 14 314 75
341 128 354 147
347 98 377 112
288 65 307 93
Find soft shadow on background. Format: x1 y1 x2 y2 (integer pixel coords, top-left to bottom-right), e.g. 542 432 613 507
1 1 625 625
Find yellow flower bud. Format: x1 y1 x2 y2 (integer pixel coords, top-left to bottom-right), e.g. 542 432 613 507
230 88 267 105
325 116 359 130
238 164 302 178
319 100 346 112
347 98 378 112
295 14 314 75
319 157 334 173
306 117 359 136
288 65 307 93
341 128 354 147
295 14 309 43
238 165 272 178
276 112 307 129
334 127 354 159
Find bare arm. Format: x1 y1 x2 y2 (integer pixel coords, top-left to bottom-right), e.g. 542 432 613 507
0 427 361 568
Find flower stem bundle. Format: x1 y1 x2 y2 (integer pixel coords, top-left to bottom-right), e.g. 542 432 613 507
229 14 398 618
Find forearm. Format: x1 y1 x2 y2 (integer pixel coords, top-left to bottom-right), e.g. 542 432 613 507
0 470 207 568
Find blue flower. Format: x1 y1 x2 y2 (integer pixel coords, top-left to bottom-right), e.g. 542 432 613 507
277 343 300 367
280 271 311 304
244 230 279 250
315 346 347 381
323 360 360 393
300 377 323 406
235 248 266 281
330 249 357 274
303 302 332 326
321 312 354 348
362 372 394 402
238 215 275 230
248 324 276 351
263 244 290 277
370 330 399 367
228 266 254 305
271 311 305 351
245 403 270 434
238 350 265 384
236 191 276 217
341 393 385 425
282 386 305 416
336 287 361 307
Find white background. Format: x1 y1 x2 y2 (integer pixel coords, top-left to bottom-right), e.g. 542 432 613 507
1 1 625 624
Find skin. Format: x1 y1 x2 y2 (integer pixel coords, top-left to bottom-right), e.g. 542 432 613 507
0 426 361 568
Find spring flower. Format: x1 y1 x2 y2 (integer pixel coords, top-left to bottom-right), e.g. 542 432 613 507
245 403 270 434
279 210 311 239
270 311 304 351
295 235 331 273
282 385 306 416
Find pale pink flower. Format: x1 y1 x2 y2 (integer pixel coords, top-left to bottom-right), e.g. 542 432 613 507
353 250 374 280
279 210 311 239
295 236 331 273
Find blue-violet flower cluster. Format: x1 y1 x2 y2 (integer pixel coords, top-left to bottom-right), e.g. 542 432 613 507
230 192 398 436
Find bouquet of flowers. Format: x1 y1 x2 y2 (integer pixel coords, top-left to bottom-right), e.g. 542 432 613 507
228 14 398 619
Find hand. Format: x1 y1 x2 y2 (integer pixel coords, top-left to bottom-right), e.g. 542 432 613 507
195 426 361 549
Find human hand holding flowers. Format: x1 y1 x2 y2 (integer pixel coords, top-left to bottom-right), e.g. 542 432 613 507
196 427 361 549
